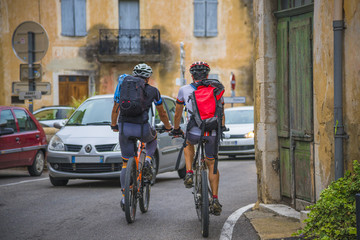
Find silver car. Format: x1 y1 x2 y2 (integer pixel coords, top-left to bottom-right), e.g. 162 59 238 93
219 106 255 158
47 94 186 186
33 106 75 127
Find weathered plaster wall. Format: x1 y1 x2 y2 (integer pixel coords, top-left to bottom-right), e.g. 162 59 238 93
1 0 254 110
313 0 360 199
313 0 335 200
0 0 97 108
137 0 254 101
253 0 280 203
342 0 360 173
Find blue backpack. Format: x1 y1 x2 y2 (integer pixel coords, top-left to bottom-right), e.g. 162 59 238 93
114 74 128 103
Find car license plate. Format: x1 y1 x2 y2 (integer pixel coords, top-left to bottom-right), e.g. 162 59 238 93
220 140 238 146
72 156 104 163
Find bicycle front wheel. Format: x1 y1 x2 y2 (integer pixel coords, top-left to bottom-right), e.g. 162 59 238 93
124 157 138 223
193 168 202 221
201 169 209 237
139 173 151 213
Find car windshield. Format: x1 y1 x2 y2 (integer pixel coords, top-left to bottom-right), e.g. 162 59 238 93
225 109 253 124
67 98 112 126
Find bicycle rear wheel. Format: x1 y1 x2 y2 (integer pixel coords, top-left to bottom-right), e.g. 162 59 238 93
139 174 151 213
124 157 138 223
201 169 209 237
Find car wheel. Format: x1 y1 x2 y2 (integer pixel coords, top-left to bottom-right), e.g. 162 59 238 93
177 165 186 179
28 151 45 176
49 176 69 186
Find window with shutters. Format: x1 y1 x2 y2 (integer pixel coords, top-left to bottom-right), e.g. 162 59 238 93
61 0 87 37
194 0 218 37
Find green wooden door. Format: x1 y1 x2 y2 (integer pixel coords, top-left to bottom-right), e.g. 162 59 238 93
276 12 315 208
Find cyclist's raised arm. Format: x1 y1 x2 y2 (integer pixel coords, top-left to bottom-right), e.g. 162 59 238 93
155 104 172 130
174 103 184 130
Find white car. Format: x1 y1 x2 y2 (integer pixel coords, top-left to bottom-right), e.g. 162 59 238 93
219 106 255 158
46 94 186 186
33 106 75 127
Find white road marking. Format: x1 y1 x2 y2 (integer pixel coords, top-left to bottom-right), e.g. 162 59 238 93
220 203 255 240
0 178 48 187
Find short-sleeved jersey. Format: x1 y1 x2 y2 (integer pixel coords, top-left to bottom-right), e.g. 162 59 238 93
118 82 163 124
177 83 224 136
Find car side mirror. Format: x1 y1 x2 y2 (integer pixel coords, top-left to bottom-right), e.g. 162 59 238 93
53 120 65 129
0 127 15 136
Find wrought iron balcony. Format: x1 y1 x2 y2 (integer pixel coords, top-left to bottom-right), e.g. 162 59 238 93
98 29 161 62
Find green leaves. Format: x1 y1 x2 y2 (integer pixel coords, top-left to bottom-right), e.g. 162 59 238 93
297 160 360 239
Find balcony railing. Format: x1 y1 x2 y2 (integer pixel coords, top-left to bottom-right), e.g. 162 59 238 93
99 29 160 55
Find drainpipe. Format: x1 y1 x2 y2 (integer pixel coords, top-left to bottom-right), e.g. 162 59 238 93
333 0 345 180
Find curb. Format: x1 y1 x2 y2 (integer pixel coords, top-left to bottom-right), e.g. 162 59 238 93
259 203 300 221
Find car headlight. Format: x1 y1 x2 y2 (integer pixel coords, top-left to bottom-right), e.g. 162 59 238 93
48 135 65 151
245 131 255 138
113 143 121 152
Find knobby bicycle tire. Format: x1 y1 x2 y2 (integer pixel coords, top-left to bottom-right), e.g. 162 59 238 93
193 167 202 221
124 157 138 223
139 173 151 213
201 170 209 237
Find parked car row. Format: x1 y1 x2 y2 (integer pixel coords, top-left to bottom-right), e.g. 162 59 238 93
0 106 47 176
0 97 255 185
33 106 75 127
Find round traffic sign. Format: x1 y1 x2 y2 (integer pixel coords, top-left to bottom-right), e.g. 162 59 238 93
230 72 236 90
12 21 49 63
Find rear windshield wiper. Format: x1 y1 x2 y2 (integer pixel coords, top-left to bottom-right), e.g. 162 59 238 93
85 121 111 125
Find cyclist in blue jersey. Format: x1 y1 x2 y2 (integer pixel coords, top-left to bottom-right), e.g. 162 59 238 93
111 63 172 210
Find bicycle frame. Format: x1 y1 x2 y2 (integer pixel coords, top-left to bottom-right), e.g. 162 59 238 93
135 141 146 187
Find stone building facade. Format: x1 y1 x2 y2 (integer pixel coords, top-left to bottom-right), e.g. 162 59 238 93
253 0 360 210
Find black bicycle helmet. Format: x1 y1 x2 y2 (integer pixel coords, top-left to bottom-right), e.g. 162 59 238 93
189 61 210 80
133 63 153 78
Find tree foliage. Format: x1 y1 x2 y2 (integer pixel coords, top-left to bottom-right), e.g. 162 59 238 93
298 160 360 239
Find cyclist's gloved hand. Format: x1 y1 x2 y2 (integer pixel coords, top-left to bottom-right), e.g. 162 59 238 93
111 125 119 132
170 127 184 138
221 125 229 132
164 125 173 132
159 125 173 133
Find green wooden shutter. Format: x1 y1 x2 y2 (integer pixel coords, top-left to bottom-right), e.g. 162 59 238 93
276 18 290 137
289 13 313 137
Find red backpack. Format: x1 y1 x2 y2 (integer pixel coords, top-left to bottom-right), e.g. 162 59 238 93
189 79 225 132
175 79 225 174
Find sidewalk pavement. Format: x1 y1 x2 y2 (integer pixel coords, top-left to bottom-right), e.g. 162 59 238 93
232 203 308 240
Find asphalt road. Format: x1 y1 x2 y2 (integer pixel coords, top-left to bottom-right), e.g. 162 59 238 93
0 160 257 240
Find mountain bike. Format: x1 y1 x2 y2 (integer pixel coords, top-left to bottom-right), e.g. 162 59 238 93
192 139 212 237
123 140 151 223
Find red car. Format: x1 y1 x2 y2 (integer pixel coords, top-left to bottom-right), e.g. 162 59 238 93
0 106 47 176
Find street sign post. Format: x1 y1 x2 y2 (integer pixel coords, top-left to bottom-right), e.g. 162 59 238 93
19 91 42 100
230 72 236 106
20 64 42 81
12 21 49 113
179 42 186 86
224 96 246 104
12 82 51 95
